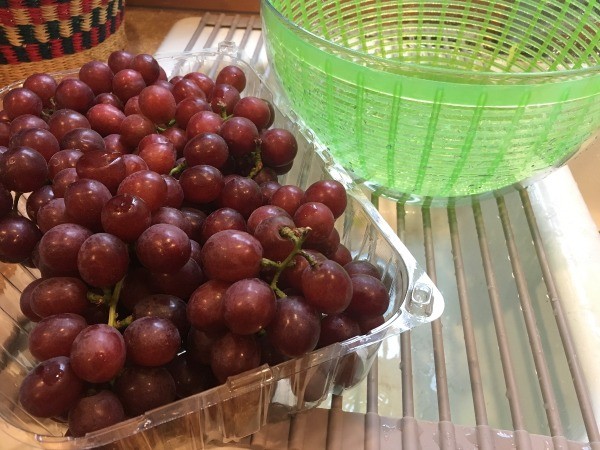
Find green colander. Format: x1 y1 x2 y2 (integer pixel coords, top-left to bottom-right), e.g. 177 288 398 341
261 0 600 200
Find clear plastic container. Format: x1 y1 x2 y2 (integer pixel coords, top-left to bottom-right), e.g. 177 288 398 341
0 44 444 449
261 0 600 201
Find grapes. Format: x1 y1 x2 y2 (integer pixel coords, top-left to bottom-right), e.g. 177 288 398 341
210 83 240 116
112 69 146 103
132 293 189 337
304 180 347 219
68 390 125 437
0 146 48 193
210 332 260 383
0 215 42 263
28 313 87 361
9 127 60 162
179 164 224 204
215 65 247 93
117 169 167 211
152 257 204 300
86 103 126 137
23 73 57 108
1 53 392 437
219 116 259 158
131 54 161 85
138 85 176 125
63 178 112 230
124 316 180 367
37 223 92 276
233 96 272 130
167 354 217 398
101 193 151 242
301 259 353 314
293 201 335 244
113 366 176 417
346 274 390 318
54 78 95 113
48 109 90 142
187 279 230 333
79 60 114 95
267 296 321 358
30 277 89 317
222 278 276 335
70 324 126 383
317 313 360 348
218 176 263 219
77 233 130 288
135 223 191 273
18 356 84 418
200 230 262 282
3 87 43 120
183 132 229 169
259 128 298 169
199 207 245 243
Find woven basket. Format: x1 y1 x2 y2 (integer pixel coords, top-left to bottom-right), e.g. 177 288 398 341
0 0 127 87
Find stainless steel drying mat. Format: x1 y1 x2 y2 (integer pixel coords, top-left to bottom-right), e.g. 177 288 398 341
2 11 599 450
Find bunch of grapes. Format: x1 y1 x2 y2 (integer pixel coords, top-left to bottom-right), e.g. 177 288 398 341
0 50 391 438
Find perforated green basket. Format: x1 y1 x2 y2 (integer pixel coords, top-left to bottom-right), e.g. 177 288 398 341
261 0 600 201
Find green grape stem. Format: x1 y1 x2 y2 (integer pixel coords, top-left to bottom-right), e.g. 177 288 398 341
169 160 188 177
87 290 110 305
247 147 264 179
107 278 125 328
263 226 311 298
156 118 177 133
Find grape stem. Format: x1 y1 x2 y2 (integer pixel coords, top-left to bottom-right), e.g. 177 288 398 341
169 160 188 177
156 118 177 133
107 278 125 328
87 289 110 305
262 226 311 298
247 147 263 179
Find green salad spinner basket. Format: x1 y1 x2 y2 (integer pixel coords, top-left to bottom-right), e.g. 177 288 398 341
261 0 600 201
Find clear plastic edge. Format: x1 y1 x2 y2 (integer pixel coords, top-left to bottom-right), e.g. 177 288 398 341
0 42 445 449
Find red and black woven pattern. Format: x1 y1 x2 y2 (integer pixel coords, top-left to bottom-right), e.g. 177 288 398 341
0 0 125 65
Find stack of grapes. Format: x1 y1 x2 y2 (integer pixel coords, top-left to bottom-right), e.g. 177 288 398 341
0 51 390 438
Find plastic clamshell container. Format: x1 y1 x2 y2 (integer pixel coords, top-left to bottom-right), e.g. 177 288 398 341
0 44 444 449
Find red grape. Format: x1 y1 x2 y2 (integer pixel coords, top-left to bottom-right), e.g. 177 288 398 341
301 259 353 314
79 60 114 95
124 316 181 367
200 229 262 282
28 313 87 361
30 276 89 318
266 295 321 358
113 366 176 417
70 323 127 383
138 84 176 125
210 332 260 383
77 232 130 288
223 278 276 335
215 65 246 92
101 193 151 242
117 169 167 212
0 215 42 263
18 356 84 418
3 87 43 120
135 223 191 274
68 390 125 437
